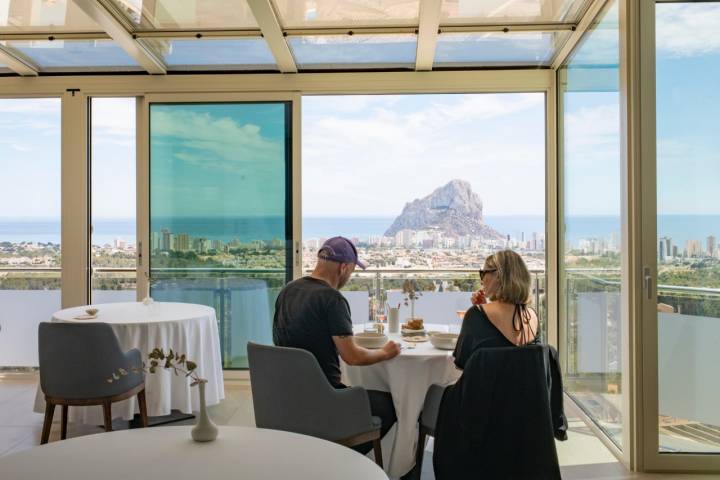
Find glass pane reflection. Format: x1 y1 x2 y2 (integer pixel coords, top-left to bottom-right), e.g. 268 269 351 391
289 34 416 68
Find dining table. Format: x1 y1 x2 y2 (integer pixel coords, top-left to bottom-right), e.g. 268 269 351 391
0 426 388 480
33 302 225 425
341 324 462 478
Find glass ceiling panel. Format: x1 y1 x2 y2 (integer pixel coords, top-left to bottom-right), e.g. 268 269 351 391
440 0 590 24
3 40 140 71
141 38 276 71
288 34 416 69
0 0 101 33
108 0 258 31
273 0 420 28
434 31 570 66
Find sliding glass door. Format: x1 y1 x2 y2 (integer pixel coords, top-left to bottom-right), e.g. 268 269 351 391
141 96 294 369
639 0 720 471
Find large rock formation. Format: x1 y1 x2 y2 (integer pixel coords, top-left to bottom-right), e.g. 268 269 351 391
384 180 503 239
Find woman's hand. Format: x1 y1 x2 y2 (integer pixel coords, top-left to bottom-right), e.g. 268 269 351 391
471 289 487 305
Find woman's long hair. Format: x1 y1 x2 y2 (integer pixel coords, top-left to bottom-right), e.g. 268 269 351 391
484 250 536 343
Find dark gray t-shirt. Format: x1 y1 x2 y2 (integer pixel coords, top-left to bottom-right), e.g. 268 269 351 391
272 277 354 388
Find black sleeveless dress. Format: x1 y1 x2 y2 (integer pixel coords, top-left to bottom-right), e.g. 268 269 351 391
453 304 540 369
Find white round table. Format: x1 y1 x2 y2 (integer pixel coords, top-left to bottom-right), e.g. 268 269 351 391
341 325 462 478
0 426 388 480
34 302 225 425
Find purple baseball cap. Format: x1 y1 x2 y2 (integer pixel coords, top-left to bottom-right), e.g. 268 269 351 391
318 236 366 270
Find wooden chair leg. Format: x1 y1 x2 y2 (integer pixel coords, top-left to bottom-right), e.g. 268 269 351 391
373 438 383 469
60 405 68 440
414 426 428 480
137 389 148 428
102 401 113 432
40 401 55 445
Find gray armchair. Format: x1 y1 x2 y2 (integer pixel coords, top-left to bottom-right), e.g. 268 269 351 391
247 342 383 467
38 322 148 444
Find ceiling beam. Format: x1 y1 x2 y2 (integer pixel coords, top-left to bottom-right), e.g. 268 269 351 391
416 0 443 71
247 0 297 73
72 0 166 74
0 45 38 76
551 0 610 69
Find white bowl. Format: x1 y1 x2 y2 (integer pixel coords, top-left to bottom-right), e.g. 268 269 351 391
430 333 458 350
354 332 389 349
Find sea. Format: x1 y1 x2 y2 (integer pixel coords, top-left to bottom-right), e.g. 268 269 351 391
0 215 717 249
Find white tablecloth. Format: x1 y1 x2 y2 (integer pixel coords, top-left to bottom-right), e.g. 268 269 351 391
34 302 225 424
341 325 461 478
0 426 388 480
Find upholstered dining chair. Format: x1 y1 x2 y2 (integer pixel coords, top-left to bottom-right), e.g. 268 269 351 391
247 342 384 467
38 322 148 444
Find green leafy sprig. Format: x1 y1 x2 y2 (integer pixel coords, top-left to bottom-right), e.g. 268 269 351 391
107 347 206 387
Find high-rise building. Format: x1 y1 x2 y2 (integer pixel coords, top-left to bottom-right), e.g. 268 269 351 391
687 239 702 257
151 232 161 252
672 245 679 257
175 233 190 252
658 239 666 261
395 229 415 248
665 237 672 258
161 229 172 252
707 235 716 257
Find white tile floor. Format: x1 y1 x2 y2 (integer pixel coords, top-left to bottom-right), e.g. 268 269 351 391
0 374 716 479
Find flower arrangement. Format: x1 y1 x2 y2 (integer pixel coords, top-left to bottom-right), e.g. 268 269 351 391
107 348 206 386
402 279 423 320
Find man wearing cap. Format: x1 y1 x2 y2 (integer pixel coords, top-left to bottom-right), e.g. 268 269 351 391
273 236 401 454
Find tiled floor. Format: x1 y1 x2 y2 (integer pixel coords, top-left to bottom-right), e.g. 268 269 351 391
0 374 716 479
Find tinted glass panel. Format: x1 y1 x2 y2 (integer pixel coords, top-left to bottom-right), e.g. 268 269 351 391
149 102 291 369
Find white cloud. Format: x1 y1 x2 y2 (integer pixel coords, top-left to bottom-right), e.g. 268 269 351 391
152 109 283 170
302 93 546 217
656 4 720 57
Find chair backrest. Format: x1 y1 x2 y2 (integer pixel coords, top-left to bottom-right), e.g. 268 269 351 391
38 322 140 399
434 344 561 478
247 341 363 439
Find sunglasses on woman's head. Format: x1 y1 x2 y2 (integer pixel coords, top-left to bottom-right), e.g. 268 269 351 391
478 268 497 280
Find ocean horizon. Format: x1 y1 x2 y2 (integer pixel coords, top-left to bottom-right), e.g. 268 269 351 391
0 215 717 249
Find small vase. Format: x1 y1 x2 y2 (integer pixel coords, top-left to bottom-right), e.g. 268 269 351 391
191 380 218 442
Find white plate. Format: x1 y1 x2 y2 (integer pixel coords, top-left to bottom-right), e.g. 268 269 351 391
354 333 389 349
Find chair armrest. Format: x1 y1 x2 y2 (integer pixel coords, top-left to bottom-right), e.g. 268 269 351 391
420 383 447 432
323 386 378 441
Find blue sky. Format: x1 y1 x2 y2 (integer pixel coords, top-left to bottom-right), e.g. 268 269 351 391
1 2 718 221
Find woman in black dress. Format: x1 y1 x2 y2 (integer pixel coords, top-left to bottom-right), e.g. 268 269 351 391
453 249 540 369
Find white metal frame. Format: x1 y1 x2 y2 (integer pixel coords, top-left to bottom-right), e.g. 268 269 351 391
415 0 442 71
0 0 604 75
73 0 167 74
246 0 298 73
636 0 720 472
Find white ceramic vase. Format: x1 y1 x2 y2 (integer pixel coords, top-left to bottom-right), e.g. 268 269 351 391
191 380 218 442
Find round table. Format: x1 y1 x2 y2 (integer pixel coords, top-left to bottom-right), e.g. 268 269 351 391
0 426 388 480
34 302 225 425
341 325 462 478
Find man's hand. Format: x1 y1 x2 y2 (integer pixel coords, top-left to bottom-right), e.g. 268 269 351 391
334 336 401 366
471 289 487 305
381 340 401 360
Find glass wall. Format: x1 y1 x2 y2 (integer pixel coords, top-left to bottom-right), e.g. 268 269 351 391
302 94 547 337
0 98 61 368
149 102 291 368
559 1 623 447
655 1 720 454
91 98 137 303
